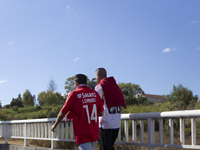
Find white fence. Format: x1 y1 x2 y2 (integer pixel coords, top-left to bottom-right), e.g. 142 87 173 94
1 109 200 150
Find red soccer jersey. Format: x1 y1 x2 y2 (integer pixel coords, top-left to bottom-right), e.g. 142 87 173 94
61 85 104 145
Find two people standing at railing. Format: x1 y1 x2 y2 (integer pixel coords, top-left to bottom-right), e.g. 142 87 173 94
52 68 126 150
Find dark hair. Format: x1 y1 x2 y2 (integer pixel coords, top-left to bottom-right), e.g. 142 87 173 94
74 74 87 84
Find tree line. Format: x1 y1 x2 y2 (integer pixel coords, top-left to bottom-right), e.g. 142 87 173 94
0 76 199 112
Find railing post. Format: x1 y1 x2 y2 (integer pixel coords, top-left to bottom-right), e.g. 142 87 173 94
3 124 8 144
140 120 144 143
51 122 56 149
57 123 59 139
124 120 129 142
34 123 37 138
41 123 44 138
180 118 185 144
169 119 174 144
31 124 33 137
61 122 64 139
132 120 137 142
70 121 74 140
148 118 155 150
44 123 47 138
159 119 163 144
49 123 52 139
191 118 196 145
38 123 40 138
24 123 28 146
65 122 69 140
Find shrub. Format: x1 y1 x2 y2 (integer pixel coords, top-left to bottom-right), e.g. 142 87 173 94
38 110 49 118
12 106 18 112
47 111 57 118
52 106 62 113
36 105 42 110
185 128 191 136
18 107 37 113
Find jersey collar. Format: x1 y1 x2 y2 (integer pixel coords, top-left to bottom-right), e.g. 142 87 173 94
77 84 88 89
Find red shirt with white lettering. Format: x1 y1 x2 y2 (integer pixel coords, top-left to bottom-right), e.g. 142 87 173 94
61 85 104 145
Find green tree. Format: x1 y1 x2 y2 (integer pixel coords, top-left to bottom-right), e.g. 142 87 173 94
87 78 97 90
118 82 144 105
65 76 75 94
37 91 46 106
10 94 24 108
22 90 35 107
3 104 10 109
45 91 56 106
118 83 144 96
166 84 197 110
53 92 66 105
38 78 65 106
37 91 65 106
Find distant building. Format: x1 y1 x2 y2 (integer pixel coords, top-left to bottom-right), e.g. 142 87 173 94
135 93 166 103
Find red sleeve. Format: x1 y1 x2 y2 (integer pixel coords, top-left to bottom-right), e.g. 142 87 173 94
61 91 75 115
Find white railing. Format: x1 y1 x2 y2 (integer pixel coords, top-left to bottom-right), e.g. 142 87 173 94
1 109 200 150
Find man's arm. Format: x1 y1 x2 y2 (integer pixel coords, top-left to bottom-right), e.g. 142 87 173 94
51 111 66 132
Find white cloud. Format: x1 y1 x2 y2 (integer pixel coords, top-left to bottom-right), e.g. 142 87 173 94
162 48 171 53
196 47 200 50
73 57 80 62
0 79 8 84
66 4 70 9
162 47 176 53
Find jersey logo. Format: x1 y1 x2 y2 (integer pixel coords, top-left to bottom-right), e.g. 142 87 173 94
77 94 82 99
82 92 96 98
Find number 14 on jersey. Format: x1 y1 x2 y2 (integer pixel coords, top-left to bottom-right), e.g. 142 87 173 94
83 104 97 124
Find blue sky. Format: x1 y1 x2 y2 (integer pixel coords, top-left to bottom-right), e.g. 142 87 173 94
0 0 200 106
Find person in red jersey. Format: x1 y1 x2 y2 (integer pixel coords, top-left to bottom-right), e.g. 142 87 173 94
52 74 104 150
95 68 126 150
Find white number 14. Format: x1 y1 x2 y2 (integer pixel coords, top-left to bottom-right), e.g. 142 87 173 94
83 104 97 124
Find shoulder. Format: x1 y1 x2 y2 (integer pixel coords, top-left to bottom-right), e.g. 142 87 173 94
86 87 99 96
95 84 102 91
68 88 82 98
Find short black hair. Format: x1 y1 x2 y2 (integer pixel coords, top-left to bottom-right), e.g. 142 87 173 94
74 74 87 84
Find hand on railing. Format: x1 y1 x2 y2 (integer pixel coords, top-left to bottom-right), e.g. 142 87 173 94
51 111 66 132
51 124 56 132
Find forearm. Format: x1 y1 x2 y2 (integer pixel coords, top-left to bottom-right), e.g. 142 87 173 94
52 111 65 132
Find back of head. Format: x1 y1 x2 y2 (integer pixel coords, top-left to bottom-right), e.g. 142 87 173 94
75 74 87 84
95 68 107 78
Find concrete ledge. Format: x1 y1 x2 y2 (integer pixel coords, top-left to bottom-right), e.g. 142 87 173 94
0 144 71 150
